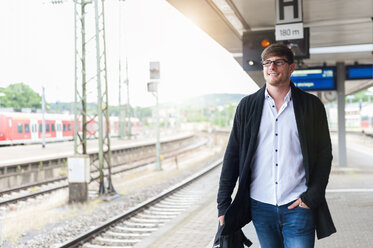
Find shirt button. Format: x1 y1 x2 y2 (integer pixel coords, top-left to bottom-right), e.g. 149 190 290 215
276 118 278 121
276 163 278 166
272 105 275 108
275 182 278 184
275 133 278 136
275 149 278 152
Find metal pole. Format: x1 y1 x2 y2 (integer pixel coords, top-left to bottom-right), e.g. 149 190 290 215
125 58 131 138
101 0 115 193
81 1 88 154
69 0 90 204
73 1 78 154
42 86 46 148
155 91 161 170
118 2 125 139
337 62 347 167
94 0 105 194
119 64 124 138
122 1 131 138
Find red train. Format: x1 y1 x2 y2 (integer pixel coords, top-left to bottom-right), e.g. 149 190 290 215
0 112 140 145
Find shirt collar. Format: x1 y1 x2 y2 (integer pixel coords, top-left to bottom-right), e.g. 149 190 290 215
264 87 292 102
284 88 292 102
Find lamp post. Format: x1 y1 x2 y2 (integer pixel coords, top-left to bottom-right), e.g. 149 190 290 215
147 81 161 171
118 0 131 139
148 61 162 171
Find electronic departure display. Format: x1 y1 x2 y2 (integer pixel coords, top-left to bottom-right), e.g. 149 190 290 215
291 67 336 91
346 65 373 80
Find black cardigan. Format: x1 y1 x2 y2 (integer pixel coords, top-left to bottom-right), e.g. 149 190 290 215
217 83 336 239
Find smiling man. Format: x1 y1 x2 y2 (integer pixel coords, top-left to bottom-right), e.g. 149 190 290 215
214 44 336 248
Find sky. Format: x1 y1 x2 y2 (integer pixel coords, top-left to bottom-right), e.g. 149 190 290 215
0 0 259 107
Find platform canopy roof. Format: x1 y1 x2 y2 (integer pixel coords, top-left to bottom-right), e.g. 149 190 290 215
167 0 373 92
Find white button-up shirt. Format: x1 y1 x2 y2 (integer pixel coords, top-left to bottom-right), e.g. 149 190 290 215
250 88 307 206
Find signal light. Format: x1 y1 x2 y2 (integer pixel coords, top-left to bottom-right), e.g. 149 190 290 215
261 39 271 47
242 29 310 71
243 30 275 71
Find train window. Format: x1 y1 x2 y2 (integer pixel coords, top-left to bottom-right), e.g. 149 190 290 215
46 124 50 132
52 124 55 132
39 124 42 132
68 124 71 131
17 123 23 133
63 124 66 131
25 124 30 133
8 119 12 127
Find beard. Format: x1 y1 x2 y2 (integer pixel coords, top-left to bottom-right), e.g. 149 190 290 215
264 69 291 86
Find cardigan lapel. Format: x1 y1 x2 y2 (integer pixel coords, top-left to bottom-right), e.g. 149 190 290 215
240 86 265 189
250 86 266 137
291 83 310 182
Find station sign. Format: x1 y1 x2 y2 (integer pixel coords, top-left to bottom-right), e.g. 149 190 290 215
275 22 304 40
275 0 304 41
147 81 158 93
149 61 160 80
276 0 303 24
346 65 373 80
291 67 337 91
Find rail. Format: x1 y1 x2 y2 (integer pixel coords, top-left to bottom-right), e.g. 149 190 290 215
58 157 223 248
0 139 207 206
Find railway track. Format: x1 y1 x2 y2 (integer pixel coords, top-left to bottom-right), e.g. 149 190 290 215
58 158 222 248
0 139 208 206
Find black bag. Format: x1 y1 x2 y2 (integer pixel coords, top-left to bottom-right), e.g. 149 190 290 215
213 223 252 248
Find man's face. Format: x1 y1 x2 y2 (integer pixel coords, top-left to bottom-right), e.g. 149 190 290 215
262 55 295 87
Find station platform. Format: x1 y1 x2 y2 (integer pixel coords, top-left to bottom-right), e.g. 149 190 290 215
134 133 373 248
0 132 193 168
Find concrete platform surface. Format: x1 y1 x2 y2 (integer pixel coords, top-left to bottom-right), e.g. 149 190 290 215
132 133 373 248
0 132 193 167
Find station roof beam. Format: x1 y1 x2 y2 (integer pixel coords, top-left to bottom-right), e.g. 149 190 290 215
167 0 373 89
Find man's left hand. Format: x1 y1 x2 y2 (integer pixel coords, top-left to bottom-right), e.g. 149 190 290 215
288 198 310 209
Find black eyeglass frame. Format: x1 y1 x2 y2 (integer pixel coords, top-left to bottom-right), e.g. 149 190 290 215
261 59 290 67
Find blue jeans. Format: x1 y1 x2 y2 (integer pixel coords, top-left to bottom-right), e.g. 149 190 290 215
250 198 315 248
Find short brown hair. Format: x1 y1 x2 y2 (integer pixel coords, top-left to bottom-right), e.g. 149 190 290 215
261 43 294 64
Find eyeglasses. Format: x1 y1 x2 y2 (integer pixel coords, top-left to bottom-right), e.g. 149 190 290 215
262 59 289 67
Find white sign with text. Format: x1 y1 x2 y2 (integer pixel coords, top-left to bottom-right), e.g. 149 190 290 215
275 23 304 40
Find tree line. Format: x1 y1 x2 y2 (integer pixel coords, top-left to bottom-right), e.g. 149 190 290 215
0 83 153 122
0 82 240 127
0 83 42 109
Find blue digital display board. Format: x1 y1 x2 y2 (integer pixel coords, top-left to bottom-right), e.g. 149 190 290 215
291 67 336 91
346 65 373 80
